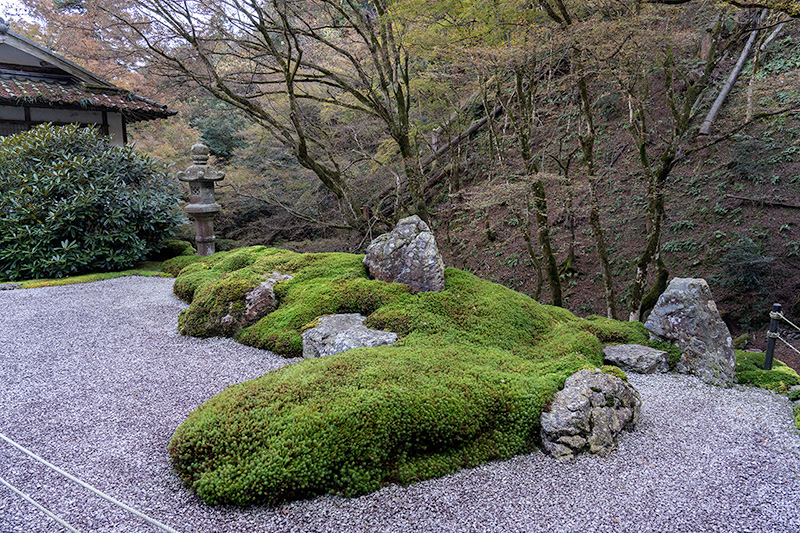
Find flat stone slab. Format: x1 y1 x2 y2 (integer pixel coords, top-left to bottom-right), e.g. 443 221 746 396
603 344 669 374
302 313 397 358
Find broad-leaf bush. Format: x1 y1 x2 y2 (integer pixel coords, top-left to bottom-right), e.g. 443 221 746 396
0 124 184 281
168 247 649 505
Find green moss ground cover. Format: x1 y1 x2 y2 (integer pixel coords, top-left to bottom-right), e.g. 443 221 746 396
13 262 170 288
735 350 800 393
167 246 648 505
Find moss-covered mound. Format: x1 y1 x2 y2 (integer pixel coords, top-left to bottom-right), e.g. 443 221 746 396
167 247 649 505
735 350 800 393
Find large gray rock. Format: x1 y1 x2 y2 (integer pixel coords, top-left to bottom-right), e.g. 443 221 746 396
540 369 640 459
603 344 669 374
644 278 735 387
363 215 445 293
220 272 293 330
302 313 397 358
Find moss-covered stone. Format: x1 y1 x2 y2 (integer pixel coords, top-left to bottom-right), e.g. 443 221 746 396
599 364 628 382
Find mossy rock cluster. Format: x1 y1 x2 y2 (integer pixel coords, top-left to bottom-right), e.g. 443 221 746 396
166 246 649 506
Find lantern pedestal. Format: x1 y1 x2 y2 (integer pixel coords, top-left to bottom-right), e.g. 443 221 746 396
177 142 225 256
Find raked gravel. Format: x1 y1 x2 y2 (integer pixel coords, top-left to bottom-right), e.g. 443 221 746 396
1 276 799 533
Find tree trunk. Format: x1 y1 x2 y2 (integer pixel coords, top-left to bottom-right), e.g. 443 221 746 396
531 177 563 306
511 68 563 306
577 77 618 319
512 206 544 300
698 9 767 135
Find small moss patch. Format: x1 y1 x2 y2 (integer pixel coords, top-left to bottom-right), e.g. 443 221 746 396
735 350 800 393
18 262 169 288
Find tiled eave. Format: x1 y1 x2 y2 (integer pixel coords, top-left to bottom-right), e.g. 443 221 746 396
0 75 175 122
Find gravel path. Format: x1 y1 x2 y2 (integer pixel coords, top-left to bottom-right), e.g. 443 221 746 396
1 276 798 532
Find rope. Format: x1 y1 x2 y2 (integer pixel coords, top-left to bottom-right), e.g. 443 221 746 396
772 311 800 334
0 475 81 532
0 433 181 533
775 333 800 357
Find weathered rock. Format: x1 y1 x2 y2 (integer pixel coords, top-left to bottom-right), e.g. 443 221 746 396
220 272 293 330
603 344 669 374
644 278 735 387
363 215 445 293
540 369 640 459
302 313 397 358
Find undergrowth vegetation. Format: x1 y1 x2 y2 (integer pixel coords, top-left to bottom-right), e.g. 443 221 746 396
166 246 648 505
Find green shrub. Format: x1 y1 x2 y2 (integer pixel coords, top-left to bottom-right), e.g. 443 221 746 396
0 124 183 281
169 247 610 505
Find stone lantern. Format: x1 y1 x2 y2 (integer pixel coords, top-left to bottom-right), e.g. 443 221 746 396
177 141 225 256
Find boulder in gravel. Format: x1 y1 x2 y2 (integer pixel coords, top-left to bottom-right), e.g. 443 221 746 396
644 278 735 387
603 344 669 374
302 313 397 358
220 272 293 330
363 215 445 293
540 369 641 459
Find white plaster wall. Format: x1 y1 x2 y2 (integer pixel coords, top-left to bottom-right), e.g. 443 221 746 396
107 113 125 145
28 108 103 124
0 43 41 67
0 106 24 120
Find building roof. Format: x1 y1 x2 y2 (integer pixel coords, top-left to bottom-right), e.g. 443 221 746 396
0 19 175 123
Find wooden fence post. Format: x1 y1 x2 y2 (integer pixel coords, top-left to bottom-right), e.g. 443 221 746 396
764 303 781 371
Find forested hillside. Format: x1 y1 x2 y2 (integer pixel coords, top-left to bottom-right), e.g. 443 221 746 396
8 0 800 350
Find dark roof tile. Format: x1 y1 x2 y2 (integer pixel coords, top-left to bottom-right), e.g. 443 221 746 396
0 75 175 122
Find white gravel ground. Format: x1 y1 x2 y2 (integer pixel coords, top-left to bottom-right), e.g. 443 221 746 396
0 276 798 533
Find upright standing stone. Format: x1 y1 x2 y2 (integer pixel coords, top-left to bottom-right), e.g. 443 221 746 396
644 278 735 387
363 215 445 293
177 142 225 256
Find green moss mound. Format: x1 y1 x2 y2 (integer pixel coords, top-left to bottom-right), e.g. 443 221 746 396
735 350 800 393
166 247 650 506
148 239 195 262
161 254 206 276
